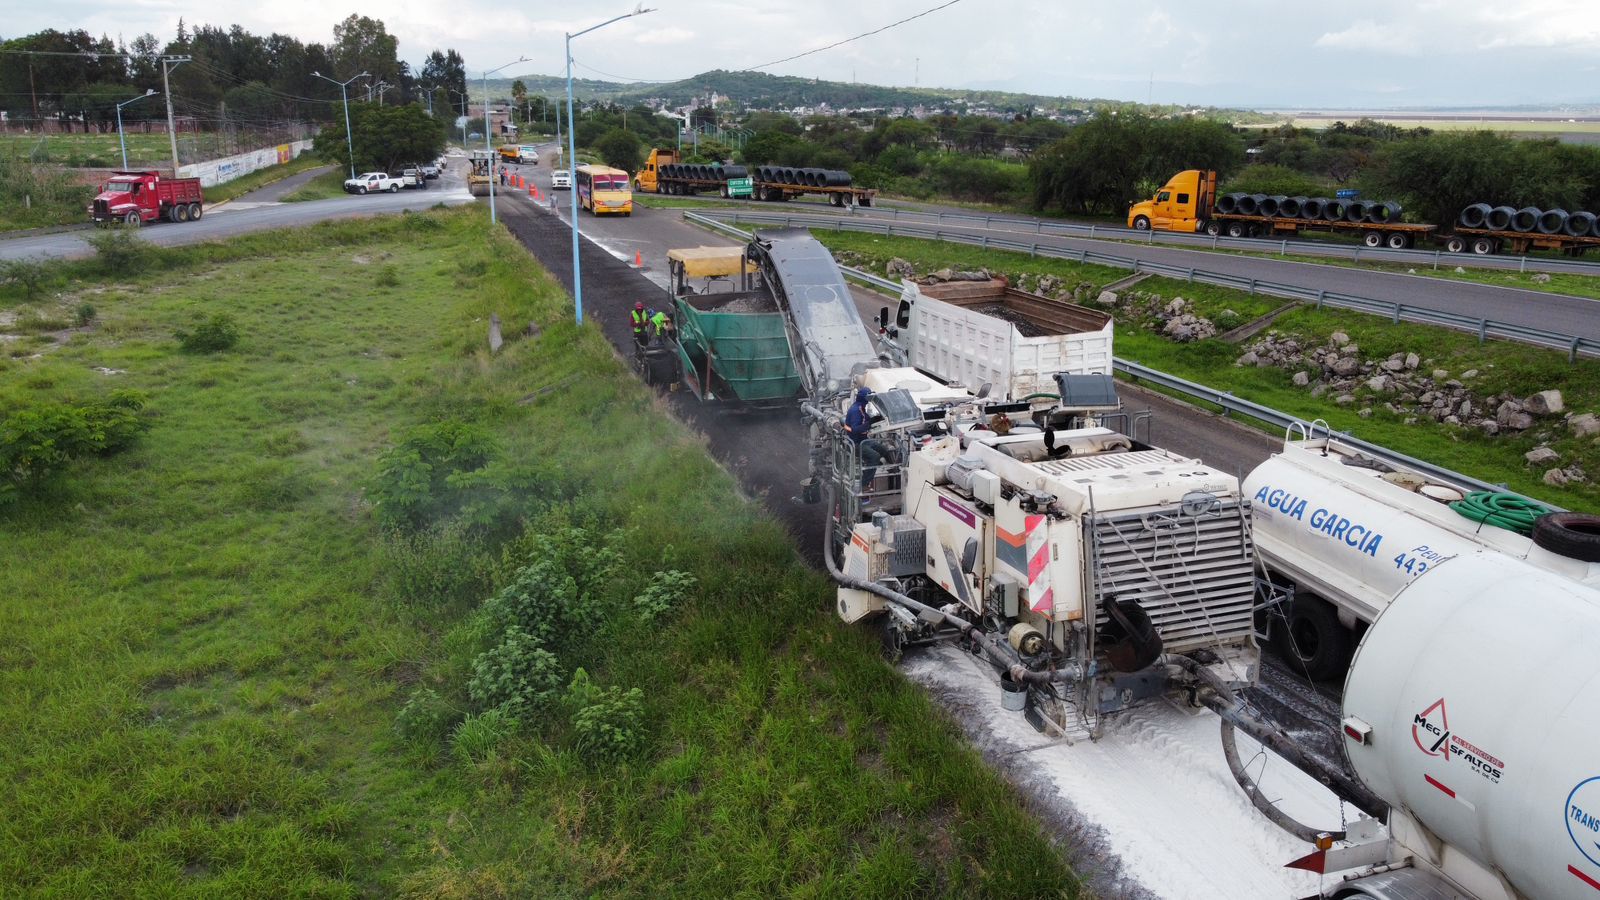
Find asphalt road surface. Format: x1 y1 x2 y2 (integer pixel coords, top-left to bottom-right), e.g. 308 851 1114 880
706 206 1600 340
0 160 472 263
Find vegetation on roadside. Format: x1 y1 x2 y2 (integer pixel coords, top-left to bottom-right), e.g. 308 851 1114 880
0 155 88 232
282 169 350 201
814 230 1600 509
203 154 328 205
0 208 1082 896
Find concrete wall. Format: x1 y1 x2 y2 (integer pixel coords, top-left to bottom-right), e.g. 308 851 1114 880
178 140 314 188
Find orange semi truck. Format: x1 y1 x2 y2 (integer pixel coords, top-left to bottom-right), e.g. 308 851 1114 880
1128 169 1600 255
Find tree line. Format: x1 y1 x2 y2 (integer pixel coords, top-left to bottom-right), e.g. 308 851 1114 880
0 20 468 135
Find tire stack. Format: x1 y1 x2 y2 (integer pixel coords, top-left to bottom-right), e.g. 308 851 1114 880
1213 192 1405 226
1458 202 1600 238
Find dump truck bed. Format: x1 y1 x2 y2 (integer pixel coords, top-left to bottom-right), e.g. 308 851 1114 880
673 289 801 403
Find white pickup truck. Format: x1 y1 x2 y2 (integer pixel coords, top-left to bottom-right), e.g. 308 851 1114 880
344 172 401 194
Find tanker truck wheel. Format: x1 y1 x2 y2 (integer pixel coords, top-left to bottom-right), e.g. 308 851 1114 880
1278 597 1350 681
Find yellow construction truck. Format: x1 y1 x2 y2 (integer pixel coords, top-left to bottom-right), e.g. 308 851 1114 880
466 150 493 198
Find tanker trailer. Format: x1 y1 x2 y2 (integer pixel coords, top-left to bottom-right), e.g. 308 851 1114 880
1242 429 1584 679
1287 549 1600 899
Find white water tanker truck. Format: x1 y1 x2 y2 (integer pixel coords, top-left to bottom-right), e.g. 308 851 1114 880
1283 547 1600 898
1243 424 1590 679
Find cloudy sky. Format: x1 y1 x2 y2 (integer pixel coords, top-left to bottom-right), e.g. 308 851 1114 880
18 0 1600 108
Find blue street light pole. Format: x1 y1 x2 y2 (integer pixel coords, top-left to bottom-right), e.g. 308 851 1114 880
567 6 656 324
312 71 369 179
483 57 529 226
116 90 157 170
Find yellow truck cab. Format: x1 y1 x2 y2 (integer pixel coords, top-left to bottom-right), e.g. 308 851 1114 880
635 148 676 193
1126 169 1217 232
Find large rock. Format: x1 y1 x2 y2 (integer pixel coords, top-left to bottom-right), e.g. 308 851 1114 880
1381 357 1407 373
1331 357 1362 376
1571 412 1600 439
886 257 914 277
1235 351 1259 367
1365 374 1394 393
1532 272 1552 283
1330 331 1349 346
1524 390 1564 416
1405 352 1420 369
1545 468 1570 487
1097 290 1119 305
1526 446 1561 466
1292 371 1310 387
930 267 954 282
1335 394 1356 406
1477 419 1501 435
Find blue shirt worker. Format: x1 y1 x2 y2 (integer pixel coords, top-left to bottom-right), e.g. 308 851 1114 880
843 387 890 490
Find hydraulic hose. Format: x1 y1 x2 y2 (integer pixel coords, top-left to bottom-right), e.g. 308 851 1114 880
1166 655 1388 834
1449 490 1552 536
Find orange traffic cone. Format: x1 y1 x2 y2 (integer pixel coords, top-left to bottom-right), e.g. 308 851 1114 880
634 250 643 267
528 184 534 197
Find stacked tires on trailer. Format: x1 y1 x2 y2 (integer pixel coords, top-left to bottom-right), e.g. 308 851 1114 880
1450 201 1600 255
750 166 874 207
657 163 752 198
1208 192 1431 249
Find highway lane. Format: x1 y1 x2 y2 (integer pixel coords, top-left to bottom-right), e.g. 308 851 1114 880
0 161 473 263
696 206 1600 340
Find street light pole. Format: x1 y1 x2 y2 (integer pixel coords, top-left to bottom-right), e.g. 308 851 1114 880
481 57 529 227
312 71 369 179
567 6 656 324
116 89 157 170
449 90 468 146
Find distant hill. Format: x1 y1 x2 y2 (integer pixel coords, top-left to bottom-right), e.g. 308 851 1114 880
481 69 1259 121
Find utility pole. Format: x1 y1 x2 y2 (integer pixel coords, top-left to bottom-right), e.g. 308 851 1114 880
161 55 191 176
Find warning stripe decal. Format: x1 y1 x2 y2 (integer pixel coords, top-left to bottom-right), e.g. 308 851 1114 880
1571 865 1600 892
1425 775 1456 799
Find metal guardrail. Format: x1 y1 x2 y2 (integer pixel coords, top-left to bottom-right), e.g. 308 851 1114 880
1112 359 1556 508
854 205 1600 277
682 210 1556 507
683 209 1599 361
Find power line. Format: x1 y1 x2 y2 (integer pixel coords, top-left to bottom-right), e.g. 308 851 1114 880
744 0 966 72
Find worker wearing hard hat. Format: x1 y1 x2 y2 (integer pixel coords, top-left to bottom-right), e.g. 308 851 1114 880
630 301 650 348
649 309 675 344
843 386 890 490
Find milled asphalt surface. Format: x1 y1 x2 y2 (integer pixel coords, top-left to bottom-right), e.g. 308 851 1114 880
0 164 472 262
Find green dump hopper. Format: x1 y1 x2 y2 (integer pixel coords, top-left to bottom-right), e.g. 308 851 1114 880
666 246 800 404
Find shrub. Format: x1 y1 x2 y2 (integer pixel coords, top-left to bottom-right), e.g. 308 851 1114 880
85 227 151 276
483 526 622 646
368 421 498 529
0 390 150 502
467 626 565 720
381 520 493 614
375 264 400 287
1 258 51 301
633 569 695 624
450 707 517 765
74 303 96 327
396 687 462 744
571 684 646 764
175 313 240 353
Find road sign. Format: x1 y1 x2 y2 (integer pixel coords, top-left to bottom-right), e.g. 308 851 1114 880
1335 189 1360 199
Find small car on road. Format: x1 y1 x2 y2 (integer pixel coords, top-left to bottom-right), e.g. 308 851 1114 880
551 169 572 190
345 172 400 194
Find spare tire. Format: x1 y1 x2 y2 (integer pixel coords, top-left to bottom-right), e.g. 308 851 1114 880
1216 193 1240 215
1237 194 1263 215
1367 201 1401 224
1532 512 1600 563
1567 211 1598 237
1511 206 1541 233
1537 208 1568 235
1301 197 1325 219
1486 205 1515 230
1459 203 1491 228
1279 196 1303 217
1345 200 1371 223
1323 199 1347 221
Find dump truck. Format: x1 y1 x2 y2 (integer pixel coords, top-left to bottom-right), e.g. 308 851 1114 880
635 149 754 199
88 171 204 226
749 165 875 207
665 245 800 404
878 278 1114 406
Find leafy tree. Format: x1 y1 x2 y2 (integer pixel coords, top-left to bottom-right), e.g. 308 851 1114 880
1030 112 1243 214
594 128 642 172
332 15 399 93
314 101 446 175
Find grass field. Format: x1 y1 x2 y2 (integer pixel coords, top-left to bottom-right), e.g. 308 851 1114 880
282 169 350 201
0 208 1080 896
0 131 308 168
816 231 1600 510
1216 248 1600 302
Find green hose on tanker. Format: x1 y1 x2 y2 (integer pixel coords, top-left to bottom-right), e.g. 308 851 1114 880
1449 491 1553 536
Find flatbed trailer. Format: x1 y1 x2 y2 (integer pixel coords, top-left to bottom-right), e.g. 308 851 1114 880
1444 226 1600 256
1207 214 1436 249
752 178 876 207
654 174 753 199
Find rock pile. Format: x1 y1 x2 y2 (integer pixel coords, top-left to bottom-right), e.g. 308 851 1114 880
1094 289 1217 343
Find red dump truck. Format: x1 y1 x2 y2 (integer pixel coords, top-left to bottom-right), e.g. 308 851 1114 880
89 171 205 226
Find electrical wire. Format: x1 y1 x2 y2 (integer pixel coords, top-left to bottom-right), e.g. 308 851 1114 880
744 0 966 71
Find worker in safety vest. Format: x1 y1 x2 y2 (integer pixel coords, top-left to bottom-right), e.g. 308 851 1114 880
649 310 674 344
630 302 650 348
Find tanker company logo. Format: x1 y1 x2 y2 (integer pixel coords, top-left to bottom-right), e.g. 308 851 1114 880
1567 777 1600 870
1411 697 1505 784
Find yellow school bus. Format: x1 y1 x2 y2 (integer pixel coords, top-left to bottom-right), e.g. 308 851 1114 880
575 165 633 216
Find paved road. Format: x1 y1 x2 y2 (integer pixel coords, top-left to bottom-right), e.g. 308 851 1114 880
0 161 472 262
223 163 335 203
703 207 1600 340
